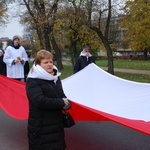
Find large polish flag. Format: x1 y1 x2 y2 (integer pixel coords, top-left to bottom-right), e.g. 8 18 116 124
0 63 150 135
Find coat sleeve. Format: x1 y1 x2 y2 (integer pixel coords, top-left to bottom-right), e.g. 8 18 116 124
21 47 28 62
92 56 95 64
26 79 65 110
73 57 81 73
3 47 14 67
57 77 66 98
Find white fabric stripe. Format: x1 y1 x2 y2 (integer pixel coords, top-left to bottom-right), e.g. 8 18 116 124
62 63 150 121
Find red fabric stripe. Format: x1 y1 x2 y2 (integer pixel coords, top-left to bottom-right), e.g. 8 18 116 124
0 75 150 135
0 75 28 120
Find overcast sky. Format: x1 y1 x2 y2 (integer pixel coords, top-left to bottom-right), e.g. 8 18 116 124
1 21 23 39
0 1 126 40
0 3 23 39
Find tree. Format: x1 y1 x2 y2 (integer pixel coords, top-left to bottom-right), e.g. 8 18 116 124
82 0 126 74
0 0 8 27
22 26 37 54
21 38 32 50
54 1 102 66
121 0 150 60
85 0 115 74
18 0 64 69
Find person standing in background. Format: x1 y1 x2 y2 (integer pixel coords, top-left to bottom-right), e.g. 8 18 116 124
3 35 28 81
73 46 95 73
26 50 71 150
0 49 6 76
24 60 30 82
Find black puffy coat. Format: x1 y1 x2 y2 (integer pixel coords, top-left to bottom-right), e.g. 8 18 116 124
24 61 30 82
0 55 6 76
73 55 95 73
26 77 66 150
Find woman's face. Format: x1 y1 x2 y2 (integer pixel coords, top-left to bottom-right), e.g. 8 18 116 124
40 58 53 73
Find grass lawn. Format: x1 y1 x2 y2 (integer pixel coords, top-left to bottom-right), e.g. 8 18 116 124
60 60 150 83
96 59 150 70
29 60 150 83
114 72 150 83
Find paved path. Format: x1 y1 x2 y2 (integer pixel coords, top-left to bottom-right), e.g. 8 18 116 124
100 67 150 75
0 109 150 150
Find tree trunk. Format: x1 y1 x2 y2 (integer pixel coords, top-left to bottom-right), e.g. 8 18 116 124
37 29 44 49
43 23 51 51
69 38 78 67
144 49 148 60
51 35 63 70
90 26 114 74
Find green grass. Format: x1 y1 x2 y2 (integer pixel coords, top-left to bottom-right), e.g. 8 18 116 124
59 62 150 83
60 65 73 79
29 60 150 83
114 72 150 83
59 65 150 83
96 60 150 70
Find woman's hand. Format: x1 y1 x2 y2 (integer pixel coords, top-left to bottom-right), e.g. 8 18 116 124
62 98 71 110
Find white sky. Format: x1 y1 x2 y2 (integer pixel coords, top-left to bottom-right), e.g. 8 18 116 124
1 21 23 39
0 1 126 40
0 3 24 39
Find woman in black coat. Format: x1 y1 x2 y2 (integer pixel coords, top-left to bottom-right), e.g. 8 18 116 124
26 50 71 150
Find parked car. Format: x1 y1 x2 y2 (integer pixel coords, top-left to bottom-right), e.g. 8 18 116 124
114 52 122 56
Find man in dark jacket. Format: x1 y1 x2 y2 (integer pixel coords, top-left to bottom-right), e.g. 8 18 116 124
73 46 95 73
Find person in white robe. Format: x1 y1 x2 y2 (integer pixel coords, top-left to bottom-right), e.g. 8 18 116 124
3 36 28 81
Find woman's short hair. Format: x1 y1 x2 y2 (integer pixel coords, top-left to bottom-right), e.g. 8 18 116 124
35 49 53 65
